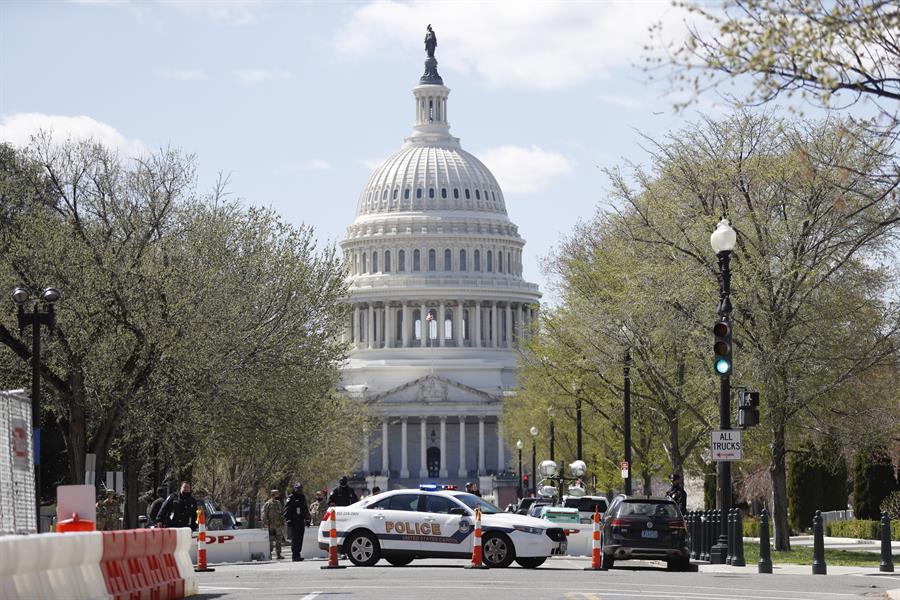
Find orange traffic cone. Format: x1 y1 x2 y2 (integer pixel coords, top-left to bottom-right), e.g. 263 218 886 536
321 507 347 569
465 506 489 569
584 506 603 571
195 508 215 572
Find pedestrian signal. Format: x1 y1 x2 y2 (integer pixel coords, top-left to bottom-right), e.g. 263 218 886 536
738 390 760 428
712 319 732 376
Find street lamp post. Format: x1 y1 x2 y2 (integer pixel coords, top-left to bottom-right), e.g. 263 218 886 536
10 286 60 526
549 418 555 462
530 426 538 497
516 440 523 499
710 218 737 565
623 347 632 495
575 395 583 461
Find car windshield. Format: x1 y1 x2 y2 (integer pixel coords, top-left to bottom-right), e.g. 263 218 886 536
617 500 678 518
452 493 500 514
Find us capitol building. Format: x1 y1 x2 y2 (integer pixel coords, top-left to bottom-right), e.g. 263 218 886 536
340 27 541 496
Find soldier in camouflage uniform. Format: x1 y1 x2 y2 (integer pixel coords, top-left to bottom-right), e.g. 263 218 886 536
261 489 286 559
308 490 327 526
96 490 122 531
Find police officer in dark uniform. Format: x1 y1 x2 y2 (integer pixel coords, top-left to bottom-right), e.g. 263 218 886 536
282 483 310 561
327 476 359 507
147 487 167 527
666 473 687 515
157 482 199 530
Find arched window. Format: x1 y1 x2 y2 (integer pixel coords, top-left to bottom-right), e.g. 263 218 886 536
383 189 388 199
428 188 435 199
428 249 436 271
474 249 481 272
428 309 438 341
444 309 453 340
441 188 447 199
492 191 496 201
487 250 493 272
404 188 410 200
384 250 392 272
465 189 471 200
498 250 503 273
392 188 398 199
372 251 379 273
416 188 422 199
414 309 422 341
362 252 368 273
459 249 467 271
508 253 511 274
444 249 452 271
398 250 406 272
475 189 481 200
413 249 421 271
453 188 459 199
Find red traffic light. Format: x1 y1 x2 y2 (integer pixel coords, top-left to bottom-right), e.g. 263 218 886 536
712 321 730 337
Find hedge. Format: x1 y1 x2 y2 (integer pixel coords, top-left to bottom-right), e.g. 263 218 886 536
826 519 900 540
743 516 772 538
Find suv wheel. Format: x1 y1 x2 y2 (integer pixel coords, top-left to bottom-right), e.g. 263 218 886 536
514 557 546 569
345 531 380 567
481 532 515 568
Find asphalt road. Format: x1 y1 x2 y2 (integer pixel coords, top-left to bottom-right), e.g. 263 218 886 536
194 557 900 600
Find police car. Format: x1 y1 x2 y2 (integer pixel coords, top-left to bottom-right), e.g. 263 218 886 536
318 487 567 568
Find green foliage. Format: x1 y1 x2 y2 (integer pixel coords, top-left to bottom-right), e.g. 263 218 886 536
788 437 849 532
881 491 900 521
826 519 900 540
853 444 899 520
743 516 772 538
703 462 716 510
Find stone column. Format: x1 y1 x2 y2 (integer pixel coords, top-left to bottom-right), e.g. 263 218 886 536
456 301 464 346
367 304 375 350
474 303 482 348
505 304 513 348
516 304 524 342
491 302 499 348
497 420 505 472
420 302 427 347
438 302 445 346
439 417 448 477
478 417 486 474
400 417 409 479
386 304 393 348
353 305 360 348
363 429 370 474
382 418 389 476
419 418 428 478
402 303 410 347
458 417 467 477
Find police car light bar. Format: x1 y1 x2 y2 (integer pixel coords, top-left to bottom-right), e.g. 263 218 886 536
418 484 458 491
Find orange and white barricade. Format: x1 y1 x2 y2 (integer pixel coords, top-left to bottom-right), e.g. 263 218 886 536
320 507 346 569
194 509 214 572
584 507 603 570
465 506 488 569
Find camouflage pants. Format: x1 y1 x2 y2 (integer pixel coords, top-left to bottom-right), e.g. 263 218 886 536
268 527 286 558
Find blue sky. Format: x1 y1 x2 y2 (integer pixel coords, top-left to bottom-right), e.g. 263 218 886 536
1 0 717 301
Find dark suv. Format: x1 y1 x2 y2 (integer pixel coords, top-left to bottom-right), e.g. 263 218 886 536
601 495 690 570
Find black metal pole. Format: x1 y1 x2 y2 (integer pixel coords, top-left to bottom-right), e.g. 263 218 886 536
710 251 732 564
881 512 895 573
623 348 632 495
31 306 41 530
531 439 536 496
575 396 583 461
517 448 523 499
758 508 773 573
549 421 555 462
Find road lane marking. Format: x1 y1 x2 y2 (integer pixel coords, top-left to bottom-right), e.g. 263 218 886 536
299 593 322 600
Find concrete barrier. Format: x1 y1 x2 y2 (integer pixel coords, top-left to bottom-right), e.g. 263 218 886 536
189 527 269 564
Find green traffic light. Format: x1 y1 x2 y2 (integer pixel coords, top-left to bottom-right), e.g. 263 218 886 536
715 358 731 374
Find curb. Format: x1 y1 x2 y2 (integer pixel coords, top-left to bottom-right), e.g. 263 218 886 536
886 589 900 600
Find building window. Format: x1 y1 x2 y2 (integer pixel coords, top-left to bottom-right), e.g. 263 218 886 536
444 309 453 339
385 250 392 273
453 188 459 199
475 190 481 200
508 253 511 274
492 191 496 201
487 250 493 272
474 250 481 272
459 249 467 271
362 252 368 273
428 249 436 271
413 249 421 271
441 188 447 199
444 249 452 271
404 188 410 200
429 188 435 199
393 188 398 199
416 188 422 199
465 189 470 200
498 251 503 273
372 251 379 273
414 309 422 341
398 250 406 272
382 189 388 199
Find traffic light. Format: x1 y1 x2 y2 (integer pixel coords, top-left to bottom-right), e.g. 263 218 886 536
712 319 732 376
738 390 760 428
523 474 530 490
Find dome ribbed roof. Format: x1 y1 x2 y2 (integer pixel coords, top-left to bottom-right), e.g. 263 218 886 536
356 144 507 217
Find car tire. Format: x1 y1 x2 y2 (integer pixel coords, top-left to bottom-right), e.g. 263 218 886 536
667 557 691 572
345 530 381 567
481 532 515 569
602 556 614 570
385 556 414 567
514 557 546 569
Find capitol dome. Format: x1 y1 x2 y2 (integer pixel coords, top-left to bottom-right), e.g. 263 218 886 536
340 29 541 495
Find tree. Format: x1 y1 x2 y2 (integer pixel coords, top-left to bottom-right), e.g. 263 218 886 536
659 0 900 126
853 443 898 520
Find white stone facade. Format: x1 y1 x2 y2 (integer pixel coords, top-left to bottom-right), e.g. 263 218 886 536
340 58 541 492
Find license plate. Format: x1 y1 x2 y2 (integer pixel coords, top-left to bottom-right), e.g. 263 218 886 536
641 530 658 539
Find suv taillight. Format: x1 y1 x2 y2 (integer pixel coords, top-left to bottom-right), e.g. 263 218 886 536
610 518 629 528
669 520 686 529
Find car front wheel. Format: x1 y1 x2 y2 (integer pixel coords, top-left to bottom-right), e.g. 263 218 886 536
345 531 381 567
386 556 414 566
514 557 546 569
481 532 515 568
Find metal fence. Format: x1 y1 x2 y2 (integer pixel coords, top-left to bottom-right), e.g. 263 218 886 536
0 389 36 535
821 509 854 527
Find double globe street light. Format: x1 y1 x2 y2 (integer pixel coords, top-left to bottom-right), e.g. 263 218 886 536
10 285 61 523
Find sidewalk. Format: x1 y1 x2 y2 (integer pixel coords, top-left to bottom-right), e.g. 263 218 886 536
742 535 900 554
698 562 896 576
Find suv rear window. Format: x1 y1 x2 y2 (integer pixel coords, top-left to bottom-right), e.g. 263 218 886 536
617 500 678 518
564 498 609 513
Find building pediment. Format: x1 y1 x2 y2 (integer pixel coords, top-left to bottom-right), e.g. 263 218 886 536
368 374 498 405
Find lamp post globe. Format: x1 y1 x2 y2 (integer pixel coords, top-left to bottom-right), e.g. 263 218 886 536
10 287 30 306
529 426 538 437
516 440 523 450
710 218 736 255
40 288 61 304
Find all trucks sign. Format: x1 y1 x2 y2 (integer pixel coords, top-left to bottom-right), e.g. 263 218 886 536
711 429 742 461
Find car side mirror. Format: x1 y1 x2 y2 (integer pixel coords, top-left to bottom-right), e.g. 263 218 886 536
448 507 468 516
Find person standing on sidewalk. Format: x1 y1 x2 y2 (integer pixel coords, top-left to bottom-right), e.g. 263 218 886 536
282 483 310 562
262 489 286 560
666 473 687 515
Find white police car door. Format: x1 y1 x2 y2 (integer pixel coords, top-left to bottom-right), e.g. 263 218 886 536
367 492 425 553
418 494 472 555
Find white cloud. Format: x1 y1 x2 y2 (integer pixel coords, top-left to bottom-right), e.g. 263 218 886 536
300 159 332 171
336 1 695 90
158 0 264 25
234 68 291 84
358 158 384 171
0 113 147 157
161 68 208 81
479 145 573 194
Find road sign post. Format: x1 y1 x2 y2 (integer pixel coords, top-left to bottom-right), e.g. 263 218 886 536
711 430 742 461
